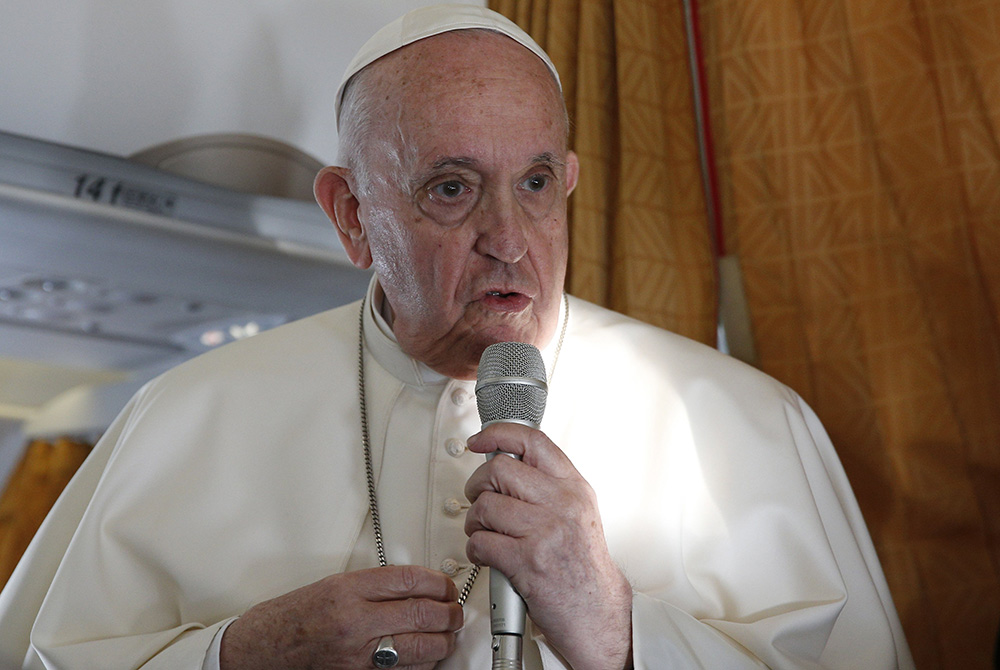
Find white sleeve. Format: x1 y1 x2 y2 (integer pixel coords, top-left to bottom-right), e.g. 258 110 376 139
790 396 914 669
202 618 239 670
16 332 368 669
622 394 915 670
0 393 142 669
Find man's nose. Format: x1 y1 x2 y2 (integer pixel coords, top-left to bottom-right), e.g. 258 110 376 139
475 191 529 264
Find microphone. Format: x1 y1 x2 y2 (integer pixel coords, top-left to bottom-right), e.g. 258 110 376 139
475 342 548 670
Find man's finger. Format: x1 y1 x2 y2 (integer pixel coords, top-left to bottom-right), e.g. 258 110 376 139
367 631 459 669
371 597 465 635
464 528 521 577
464 453 555 504
361 565 459 602
466 423 575 476
463 489 537 538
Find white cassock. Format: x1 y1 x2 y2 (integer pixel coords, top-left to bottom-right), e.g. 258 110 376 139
0 278 914 669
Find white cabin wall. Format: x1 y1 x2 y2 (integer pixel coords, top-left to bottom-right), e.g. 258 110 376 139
0 0 485 162
0 0 486 488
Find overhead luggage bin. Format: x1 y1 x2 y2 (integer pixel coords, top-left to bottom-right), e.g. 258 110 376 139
0 131 370 372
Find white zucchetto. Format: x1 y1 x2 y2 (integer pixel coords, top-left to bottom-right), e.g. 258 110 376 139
335 3 561 127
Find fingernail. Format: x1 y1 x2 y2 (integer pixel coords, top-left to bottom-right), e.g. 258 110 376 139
466 432 480 447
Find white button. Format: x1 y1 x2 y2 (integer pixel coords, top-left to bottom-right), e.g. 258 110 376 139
441 558 461 576
445 438 466 457
443 498 466 516
451 388 470 406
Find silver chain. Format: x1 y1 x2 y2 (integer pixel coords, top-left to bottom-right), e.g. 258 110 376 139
357 293 569 607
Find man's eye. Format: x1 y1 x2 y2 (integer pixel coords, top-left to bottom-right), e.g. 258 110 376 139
521 174 550 192
431 181 468 199
417 177 478 226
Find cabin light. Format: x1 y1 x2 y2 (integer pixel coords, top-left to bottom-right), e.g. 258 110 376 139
2 273 288 352
184 315 284 351
29 279 67 293
200 330 227 347
228 321 260 340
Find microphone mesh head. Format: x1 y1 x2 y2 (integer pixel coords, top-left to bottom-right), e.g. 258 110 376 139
476 342 547 426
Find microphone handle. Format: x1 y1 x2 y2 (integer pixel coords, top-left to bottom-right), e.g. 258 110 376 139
487 451 527 669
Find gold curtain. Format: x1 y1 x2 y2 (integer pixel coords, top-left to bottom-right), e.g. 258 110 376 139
495 0 1000 667
490 0 718 344
697 1 1000 668
0 438 91 589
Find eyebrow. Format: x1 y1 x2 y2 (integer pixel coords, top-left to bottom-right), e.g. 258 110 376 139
530 152 566 169
429 156 478 171
407 157 475 190
414 152 566 183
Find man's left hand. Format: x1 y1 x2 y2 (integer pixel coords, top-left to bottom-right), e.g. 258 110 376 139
464 422 633 670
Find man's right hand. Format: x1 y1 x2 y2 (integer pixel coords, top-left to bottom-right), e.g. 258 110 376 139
220 565 464 669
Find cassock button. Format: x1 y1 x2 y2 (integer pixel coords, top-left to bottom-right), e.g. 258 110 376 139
445 438 466 457
441 558 461 576
443 498 465 516
450 388 470 406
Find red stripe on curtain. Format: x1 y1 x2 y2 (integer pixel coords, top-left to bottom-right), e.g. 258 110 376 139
685 0 725 257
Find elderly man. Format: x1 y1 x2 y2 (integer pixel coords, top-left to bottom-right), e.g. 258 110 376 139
0 5 912 670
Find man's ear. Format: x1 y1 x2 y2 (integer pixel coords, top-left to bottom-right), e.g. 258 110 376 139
565 150 580 196
314 166 372 269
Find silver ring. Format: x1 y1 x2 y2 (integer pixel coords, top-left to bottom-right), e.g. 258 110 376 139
372 635 399 669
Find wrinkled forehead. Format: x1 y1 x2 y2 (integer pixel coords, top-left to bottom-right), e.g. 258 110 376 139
356 31 570 184
335 4 561 128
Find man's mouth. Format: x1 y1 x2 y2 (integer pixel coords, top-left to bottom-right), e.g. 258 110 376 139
482 290 530 312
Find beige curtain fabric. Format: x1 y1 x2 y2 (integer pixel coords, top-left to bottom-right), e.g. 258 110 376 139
0 438 91 589
697 1 1000 668
497 0 1000 667
491 0 718 344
